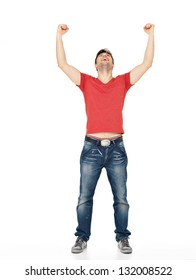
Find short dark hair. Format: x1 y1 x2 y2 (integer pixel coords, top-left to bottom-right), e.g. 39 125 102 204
95 48 114 64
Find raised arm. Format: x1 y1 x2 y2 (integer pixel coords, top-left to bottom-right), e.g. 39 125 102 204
56 24 81 85
130 23 155 84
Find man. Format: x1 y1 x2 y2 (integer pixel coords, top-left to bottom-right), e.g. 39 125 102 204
56 23 154 254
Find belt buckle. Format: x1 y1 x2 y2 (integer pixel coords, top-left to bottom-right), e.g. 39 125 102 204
101 139 110 147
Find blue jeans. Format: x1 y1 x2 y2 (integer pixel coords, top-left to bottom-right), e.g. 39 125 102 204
75 139 131 242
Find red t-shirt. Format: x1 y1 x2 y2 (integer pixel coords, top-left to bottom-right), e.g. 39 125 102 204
77 72 133 134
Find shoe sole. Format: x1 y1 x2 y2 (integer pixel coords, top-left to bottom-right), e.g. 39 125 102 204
119 248 132 254
71 245 87 254
118 245 132 254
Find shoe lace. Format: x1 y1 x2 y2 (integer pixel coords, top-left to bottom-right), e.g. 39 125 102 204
122 237 130 247
76 237 84 246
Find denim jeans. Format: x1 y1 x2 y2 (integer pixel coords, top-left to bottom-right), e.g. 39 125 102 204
75 139 131 242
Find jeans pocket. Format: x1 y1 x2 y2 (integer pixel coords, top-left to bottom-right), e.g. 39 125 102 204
80 141 101 163
117 141 127 154
82 141 93 151
110 142 127 165
80 141 93 156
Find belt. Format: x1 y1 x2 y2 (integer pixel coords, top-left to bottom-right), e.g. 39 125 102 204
85 136 123 147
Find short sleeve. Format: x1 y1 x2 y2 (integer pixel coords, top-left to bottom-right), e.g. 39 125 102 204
77 73 85 91
124 72 134 91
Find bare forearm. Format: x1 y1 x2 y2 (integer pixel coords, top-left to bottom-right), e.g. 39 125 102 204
56 34 67 68
143 33 154 68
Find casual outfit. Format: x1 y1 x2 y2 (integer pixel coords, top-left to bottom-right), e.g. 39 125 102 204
78 72 132 134
71 72 133 253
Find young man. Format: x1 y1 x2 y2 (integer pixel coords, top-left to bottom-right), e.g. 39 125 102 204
56 23 154 254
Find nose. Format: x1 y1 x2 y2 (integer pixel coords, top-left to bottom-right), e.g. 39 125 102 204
102 53 107 59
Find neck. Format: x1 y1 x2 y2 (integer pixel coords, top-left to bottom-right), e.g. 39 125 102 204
97 69 113 84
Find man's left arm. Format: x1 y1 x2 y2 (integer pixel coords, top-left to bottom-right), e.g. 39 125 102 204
130 23 155 85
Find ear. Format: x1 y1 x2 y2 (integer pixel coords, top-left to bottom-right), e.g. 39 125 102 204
95 64 98 71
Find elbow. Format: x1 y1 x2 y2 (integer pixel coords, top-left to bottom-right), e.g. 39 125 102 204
144 61 153 70
143 56 154 69
57 61 66 71
57 64 63 71
147 63 153 69
57 61 63 69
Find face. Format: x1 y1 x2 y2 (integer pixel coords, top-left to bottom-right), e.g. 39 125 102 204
95 52 114 71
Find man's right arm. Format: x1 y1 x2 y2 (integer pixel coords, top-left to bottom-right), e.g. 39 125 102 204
56 24 81 86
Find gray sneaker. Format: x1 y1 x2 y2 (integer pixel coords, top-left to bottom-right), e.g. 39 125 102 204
71 237 87 253
118 237 132 254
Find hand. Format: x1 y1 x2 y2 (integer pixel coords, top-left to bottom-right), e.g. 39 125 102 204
143 23 154 35
57 24 69 36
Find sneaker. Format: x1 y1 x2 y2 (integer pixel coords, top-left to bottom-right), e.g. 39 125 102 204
118 237 132 254
71 237 87 253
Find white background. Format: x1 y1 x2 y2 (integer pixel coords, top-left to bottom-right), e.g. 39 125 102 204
0 0 196 278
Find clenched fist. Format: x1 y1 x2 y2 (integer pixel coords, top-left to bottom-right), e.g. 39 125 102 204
143 23 154 34
57 24 69 36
